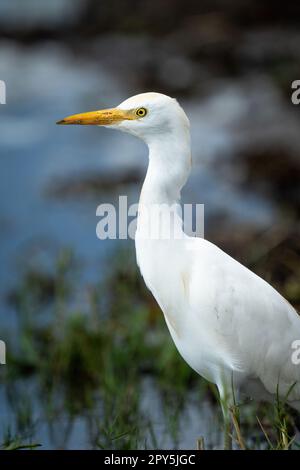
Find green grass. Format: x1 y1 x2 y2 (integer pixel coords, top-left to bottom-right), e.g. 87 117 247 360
1 427 40 450
2 245 300 449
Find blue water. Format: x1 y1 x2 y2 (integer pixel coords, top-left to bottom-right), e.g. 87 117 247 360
0 43 277 320
0 40 281 449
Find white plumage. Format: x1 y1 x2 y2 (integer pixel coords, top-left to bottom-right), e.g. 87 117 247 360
58 92 300 443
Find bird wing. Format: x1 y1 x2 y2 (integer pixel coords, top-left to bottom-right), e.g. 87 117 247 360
187 237 300 402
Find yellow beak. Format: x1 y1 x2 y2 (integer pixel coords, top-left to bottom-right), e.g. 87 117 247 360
56 108 135 126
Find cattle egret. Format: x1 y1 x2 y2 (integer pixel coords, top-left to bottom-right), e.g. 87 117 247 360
57 92 300 448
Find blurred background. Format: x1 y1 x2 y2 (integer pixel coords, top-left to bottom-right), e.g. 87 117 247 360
0 0 299 449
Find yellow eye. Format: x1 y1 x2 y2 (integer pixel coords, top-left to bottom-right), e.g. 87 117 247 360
136 107 147 117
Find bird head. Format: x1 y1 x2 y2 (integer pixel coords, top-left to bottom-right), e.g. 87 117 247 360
57 92 190 143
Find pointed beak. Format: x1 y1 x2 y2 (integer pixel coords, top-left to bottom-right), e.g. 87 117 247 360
56 108 134 126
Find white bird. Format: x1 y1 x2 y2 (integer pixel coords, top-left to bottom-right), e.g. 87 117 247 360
58 92 300 447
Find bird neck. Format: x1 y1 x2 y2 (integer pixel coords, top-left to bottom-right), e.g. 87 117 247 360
141 127 191 206
137 128 191 240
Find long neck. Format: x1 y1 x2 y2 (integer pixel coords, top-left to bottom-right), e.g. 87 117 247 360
141 126 191 205
137 127 191 239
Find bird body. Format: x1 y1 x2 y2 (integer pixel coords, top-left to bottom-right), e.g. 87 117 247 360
58 92 300 419
136 233 300 409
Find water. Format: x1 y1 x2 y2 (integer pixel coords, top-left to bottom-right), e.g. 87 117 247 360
0 376 221 449
0 41 279 307
0 0 83 29
0 38 296 449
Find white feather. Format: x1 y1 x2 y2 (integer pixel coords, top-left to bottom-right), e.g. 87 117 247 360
115 92 300 408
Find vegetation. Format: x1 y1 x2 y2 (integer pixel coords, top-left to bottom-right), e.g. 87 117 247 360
1 241 299 450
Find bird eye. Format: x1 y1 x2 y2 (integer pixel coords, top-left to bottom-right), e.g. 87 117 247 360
135 107 147 117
